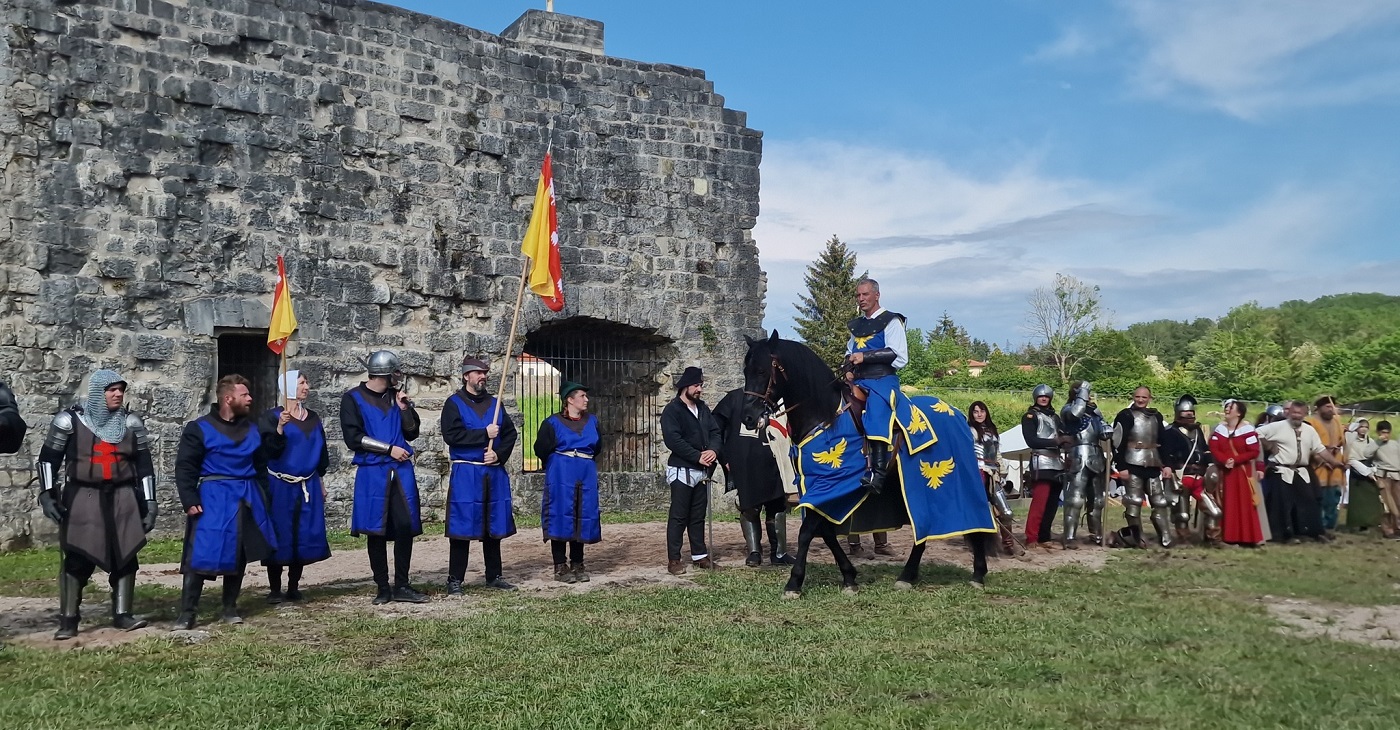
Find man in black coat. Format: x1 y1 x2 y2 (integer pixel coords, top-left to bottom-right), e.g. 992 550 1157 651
660 366 721 575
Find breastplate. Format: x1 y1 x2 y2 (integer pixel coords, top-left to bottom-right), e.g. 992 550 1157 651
1123 410 1161 468
1029 409 1065 471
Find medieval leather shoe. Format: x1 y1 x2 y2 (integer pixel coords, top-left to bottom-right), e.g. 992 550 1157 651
54 615 79 641
371 587 393 605
666 559 686 576
554 564 578 583
172 612 197 631
285 588 305 602
873 542 896 557
485 577 517 590
446 578 465 596
391 585 430 604
693 557 716 569
571 563 591 583
112 613 148 631
266 590 285 605
221 610 244 625
745 551 762 568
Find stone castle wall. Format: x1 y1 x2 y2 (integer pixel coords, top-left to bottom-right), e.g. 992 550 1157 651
0 0 765 549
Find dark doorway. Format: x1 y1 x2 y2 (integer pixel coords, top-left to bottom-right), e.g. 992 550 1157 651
216 331 280 417
517 317 674 473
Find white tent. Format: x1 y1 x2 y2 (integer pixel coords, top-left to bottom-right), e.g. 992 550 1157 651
998 424 1030 459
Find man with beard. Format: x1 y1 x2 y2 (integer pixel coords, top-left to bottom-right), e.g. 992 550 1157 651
175 374 278 628
1304 396 1347 534
341 350 428 604
713 387 795 567
1256 400 1345 543
1161 394 1223 547
0 376 25 453
36 369 157 639
441 356 518 593
1059 381 1112 549
1022 384 1067 549
1110 386 1173 548
660 366 721 573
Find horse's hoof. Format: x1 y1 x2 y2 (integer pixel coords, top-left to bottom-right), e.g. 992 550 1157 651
893 580 914 591
782 590 802 600
842 585 859 596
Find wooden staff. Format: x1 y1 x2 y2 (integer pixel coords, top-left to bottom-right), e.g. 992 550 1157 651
488 257 532 454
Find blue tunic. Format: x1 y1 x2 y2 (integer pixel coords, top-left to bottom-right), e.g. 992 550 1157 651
540 414 601 543
185 416 278 576
445 394 517 540
264 408 331 566
850 325 900 443
347 389 422 537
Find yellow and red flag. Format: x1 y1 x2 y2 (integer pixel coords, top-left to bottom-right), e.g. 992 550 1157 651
267 254 297 354
521 152 564 312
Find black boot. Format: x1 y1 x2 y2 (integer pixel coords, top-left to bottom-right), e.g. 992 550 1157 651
285 565 304 602
174 574 204 630
55 571 83 640
221 574 244 625
863 442 891 495
266 565 285 604
741 517 763 567
111 573 148 631
767 514 796 565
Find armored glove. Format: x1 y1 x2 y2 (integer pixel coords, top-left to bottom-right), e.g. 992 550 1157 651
38 489 66 523
141 499 158 533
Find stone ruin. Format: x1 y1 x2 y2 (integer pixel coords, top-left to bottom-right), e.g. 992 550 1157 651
0 0 766 550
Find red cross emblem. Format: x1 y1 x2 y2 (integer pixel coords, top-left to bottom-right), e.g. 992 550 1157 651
92 441 119 480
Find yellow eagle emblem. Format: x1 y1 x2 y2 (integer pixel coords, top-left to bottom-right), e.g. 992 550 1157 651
811 438 847 469
930 399 954 415
852 334 875 349
919 458 956 489
907 409 929 434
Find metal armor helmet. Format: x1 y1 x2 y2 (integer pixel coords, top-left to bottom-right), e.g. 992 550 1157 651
1264 403 1285 419
1032 384 1054 400
1174 393 1198 415
367 350 401 378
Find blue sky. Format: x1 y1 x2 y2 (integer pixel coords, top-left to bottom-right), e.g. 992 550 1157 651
390 1 1400 348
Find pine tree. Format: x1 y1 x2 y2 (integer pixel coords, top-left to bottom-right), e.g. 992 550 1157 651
793 235 864 370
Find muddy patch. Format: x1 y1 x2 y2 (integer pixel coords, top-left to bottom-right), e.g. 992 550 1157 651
1265 597 1400 650
0 595 167 650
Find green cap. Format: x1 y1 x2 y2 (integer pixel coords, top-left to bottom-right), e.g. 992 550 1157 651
559 381 589 399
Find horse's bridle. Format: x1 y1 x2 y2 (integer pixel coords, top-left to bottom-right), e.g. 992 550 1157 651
744 353 787 412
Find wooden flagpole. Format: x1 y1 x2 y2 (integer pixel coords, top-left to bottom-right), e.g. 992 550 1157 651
488 122 554 450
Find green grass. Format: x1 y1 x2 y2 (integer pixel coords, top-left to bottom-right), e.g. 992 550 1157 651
2 532 1399 728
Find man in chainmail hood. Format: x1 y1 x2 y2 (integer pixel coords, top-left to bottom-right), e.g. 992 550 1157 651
37 369 159 640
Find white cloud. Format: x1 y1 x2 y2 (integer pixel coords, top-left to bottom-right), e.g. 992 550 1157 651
1120 0 1400 118
755 139 1392 345
1029 25 1097 62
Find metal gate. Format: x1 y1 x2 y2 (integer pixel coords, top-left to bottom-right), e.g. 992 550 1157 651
516 331 665 473
216 331 280 416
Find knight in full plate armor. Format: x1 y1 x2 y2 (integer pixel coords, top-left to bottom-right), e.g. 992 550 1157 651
1111 386 1173 548
1022 384 1067 549
1060 381 1113 549
36 369 158 640
1161 394 1222 547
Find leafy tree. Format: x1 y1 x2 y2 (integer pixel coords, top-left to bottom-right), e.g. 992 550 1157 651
901 327 936 386
1074 328 1152 382
1187 327 1292 400
1024 273 1107 383
1336 333 1400 401
793 235 864 370
1123 318 1215 368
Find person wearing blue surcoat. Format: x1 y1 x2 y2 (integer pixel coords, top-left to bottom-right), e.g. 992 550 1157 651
843 277 908 554
441 356 518 594
257 370 330 604
534 381 602 584
174 374 278 629
340 350 429 605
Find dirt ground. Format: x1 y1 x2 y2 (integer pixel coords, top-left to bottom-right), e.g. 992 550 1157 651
1265 597 1400 650
2 520 1109 649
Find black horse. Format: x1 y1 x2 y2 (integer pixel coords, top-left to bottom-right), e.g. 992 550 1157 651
741 332 991 597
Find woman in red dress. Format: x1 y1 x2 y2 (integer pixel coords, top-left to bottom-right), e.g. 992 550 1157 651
1209 399 1266 547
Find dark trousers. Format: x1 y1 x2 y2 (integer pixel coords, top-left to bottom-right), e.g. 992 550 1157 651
1265 473 1324 541
667 480 708 561
550 540 585 566
449 538 503 582
367 536 413 589
267 564 303 593
63 551 138 584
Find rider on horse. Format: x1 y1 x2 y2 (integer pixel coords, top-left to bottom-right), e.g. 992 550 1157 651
844 277 908 494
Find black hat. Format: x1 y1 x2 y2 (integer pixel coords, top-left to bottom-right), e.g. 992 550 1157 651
675 366 704 391
559 381 589 399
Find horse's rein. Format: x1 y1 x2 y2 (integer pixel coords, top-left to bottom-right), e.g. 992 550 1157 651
744 353 802 418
